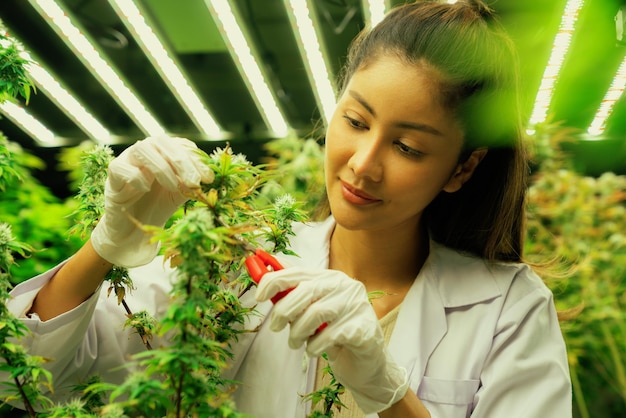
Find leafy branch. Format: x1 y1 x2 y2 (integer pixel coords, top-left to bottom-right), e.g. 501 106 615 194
76 146 308 417
0 37 54 415
303 291 388 417
304 353 346 418
0 31 34 105
0 223 54 417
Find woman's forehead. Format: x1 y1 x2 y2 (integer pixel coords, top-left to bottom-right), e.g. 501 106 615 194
347 55 448 101
341 57 464 140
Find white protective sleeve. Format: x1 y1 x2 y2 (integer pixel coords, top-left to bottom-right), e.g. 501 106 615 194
4 258 176 403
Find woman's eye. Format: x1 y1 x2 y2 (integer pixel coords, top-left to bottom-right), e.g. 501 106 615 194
343 115 367 130
395 140 423 158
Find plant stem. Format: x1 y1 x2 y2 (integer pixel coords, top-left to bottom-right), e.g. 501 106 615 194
236 282 254 299
176 366 185 418
600 321 626 402
570 364 589 418
324 398 334 416
121 298 132 316
12 376 37 418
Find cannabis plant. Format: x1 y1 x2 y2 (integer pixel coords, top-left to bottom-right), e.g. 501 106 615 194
0 205 54 417
0 29 57 418
40 144 307 417
0 30 33 105
0 30 82 285
526 123 626 418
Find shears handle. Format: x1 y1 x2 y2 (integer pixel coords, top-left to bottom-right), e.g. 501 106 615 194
245 249 291 304
244 249 328 334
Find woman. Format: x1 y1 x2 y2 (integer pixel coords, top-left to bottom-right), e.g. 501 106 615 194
7 1 571 417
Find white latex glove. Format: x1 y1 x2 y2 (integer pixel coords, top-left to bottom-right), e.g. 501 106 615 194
91 136 214 267
255 267 410 414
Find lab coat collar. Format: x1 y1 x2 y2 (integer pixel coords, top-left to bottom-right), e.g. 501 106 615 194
387 240 504 395
301 217 504 396
313 216 503 307
427 240 503 308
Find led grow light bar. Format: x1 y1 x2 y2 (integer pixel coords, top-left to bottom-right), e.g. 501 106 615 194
284 0 336 125
362 0 388 27
0 101 56 144
22 55 111 142
588 57 626 135
110 0 222 139
205 0 289 137
529 0 584 127
1 27 110 143
29 0 166 137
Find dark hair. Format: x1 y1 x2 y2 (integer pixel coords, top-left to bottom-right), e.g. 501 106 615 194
317 0 529 263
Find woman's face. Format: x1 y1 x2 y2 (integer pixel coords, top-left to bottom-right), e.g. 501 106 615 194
325 56 466 234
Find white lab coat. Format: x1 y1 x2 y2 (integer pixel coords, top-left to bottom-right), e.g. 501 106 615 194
6 217 572 418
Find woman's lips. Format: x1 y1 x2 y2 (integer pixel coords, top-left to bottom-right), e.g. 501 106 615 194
341 182 381 205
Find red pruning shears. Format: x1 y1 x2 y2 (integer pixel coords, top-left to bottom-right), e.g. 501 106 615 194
245 249 291 304
245 248 328 334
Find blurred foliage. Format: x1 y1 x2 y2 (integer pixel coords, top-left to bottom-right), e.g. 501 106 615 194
0 135 83 284
526 123 626 418
260 134 326 214
0 30 84 285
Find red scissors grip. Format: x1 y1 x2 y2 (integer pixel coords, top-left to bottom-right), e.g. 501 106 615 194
245 249 328 334
245 249 291 304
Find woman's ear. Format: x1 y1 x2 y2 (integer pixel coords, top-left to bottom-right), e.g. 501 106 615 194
443 148 488 193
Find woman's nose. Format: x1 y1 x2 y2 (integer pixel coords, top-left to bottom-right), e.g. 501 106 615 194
347 135 384 182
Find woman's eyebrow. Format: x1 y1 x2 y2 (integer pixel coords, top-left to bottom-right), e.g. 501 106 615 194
347 89 443 137
348 90 376 116
395 121 443 137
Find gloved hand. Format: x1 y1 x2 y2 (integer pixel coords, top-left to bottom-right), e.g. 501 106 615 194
255 267 410 414
91 136 214 267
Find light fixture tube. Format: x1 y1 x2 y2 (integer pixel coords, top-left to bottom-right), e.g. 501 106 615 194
206 0 289 137
110 0 222 139
29 0 166 137
284 0 336 125
528 0 584 127
23 57 112 142
0 101 56 145
588 57 626 135
362 0 388 28
1 26 111 143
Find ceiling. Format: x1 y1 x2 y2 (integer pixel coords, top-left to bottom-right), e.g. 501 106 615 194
1 0 626 195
